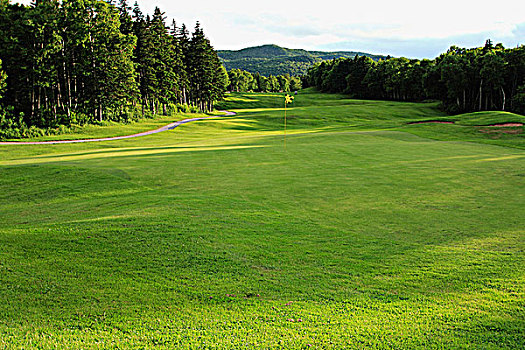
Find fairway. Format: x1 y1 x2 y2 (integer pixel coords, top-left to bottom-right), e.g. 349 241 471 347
1 91 524 349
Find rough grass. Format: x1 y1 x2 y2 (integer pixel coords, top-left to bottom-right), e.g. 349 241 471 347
0 91 524 349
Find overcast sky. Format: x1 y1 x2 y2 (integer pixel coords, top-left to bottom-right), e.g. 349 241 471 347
16 0 525 58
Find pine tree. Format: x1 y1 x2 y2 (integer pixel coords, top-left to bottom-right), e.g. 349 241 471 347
187 22 212 110
132 3 154 115
177 23 191 104
117 0 133 35
150 7 173 114
210 53 229 110
91 0 137 120
166 20 185 105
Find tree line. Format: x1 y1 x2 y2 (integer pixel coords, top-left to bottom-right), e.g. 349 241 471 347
305 40 525 115
0 0 228 137
227 69 302 93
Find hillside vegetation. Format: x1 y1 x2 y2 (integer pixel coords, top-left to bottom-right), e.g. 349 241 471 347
218 44 387 76
1 91 523 348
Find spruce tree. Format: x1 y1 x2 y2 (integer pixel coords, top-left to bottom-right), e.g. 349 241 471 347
117 0 133 36
187 22 226 111
166 20 185 106
177 23 191 105
150 7 173 114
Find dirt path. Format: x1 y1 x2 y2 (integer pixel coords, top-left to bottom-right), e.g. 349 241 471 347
0 111 236 145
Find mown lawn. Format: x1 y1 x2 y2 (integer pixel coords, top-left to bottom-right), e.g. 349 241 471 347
0 90 524 349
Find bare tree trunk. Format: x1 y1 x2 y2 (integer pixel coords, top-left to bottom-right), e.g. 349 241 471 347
30 80 35 118
56 84 61 110
90 30 98 121
52 89 57 120
65 53 71 119
151 99 156 115
479 79 483 111
37 86 41 113
501 86 506 111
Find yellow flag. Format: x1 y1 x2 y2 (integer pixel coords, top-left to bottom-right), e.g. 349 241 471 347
285 94 294 104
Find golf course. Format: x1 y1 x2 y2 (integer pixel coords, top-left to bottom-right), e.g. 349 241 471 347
0 90 524 348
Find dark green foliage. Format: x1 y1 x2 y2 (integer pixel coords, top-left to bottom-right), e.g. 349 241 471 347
218 44 386 76
0 58 6 99
186 22 220 112
513 85 525 115
117 0 133 35
130 9 224 115
306 42 525 115
0 0 227 138
345 55 374 97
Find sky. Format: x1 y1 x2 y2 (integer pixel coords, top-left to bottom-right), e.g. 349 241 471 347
16 0 525 58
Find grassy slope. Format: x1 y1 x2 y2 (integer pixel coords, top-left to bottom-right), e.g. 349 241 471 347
0 91 524 349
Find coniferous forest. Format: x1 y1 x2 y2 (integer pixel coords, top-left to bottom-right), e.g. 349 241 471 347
305 40 525 115
0 0 228 138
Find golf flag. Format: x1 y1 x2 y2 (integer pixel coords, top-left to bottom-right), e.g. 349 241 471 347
283 94 294 148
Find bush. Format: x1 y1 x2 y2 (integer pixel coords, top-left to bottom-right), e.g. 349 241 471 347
166 103 178 115
176 103 191 113
69 111 91 125
0 108 28 139
0 99 204 140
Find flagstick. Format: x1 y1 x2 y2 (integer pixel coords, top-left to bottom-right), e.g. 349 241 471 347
284 100 287 149
283 94 293 149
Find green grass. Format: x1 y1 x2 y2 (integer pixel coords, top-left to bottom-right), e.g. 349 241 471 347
0 90 524 348
1 112 221 142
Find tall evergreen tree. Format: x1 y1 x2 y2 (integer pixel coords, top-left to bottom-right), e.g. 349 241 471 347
187 22 214 111
117 0 133 35
166 20 184 105
177 23 191 104
150 7 173 114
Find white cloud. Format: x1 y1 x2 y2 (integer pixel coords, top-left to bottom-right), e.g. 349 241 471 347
12 0 525 57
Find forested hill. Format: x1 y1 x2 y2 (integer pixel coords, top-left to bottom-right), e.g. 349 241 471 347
218 44 387 76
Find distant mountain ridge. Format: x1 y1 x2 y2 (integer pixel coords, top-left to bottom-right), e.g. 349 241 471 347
218 44 388 77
